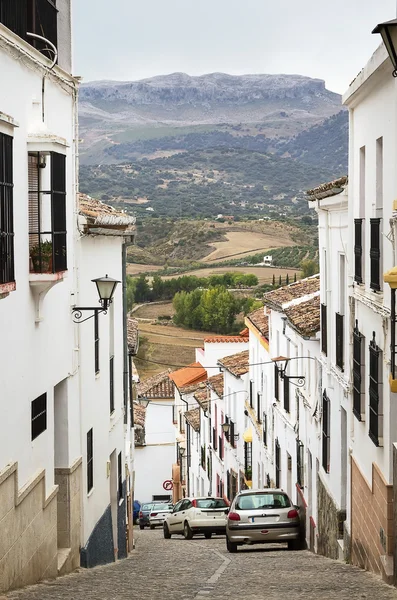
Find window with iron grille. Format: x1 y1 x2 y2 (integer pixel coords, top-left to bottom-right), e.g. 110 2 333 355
219 435 224 459
283 376 290 413
0 0 58 60
31 393 47 440
321 303 327 355
87 428 93 493
370 219 381 291
257 392 262 422
335 312 344 371
172 404 177 424
353 320 365 421
179 411 185 434
369 333 383 446
94 311 99 374
109 356 114 413
117 451 122 501
263 413 267 447
322 390 330 473
212 427 217 451
275 438 281 487
244 442 252 480
201 446 206 470
230 419 236 448
274 364 279 400
296 440 304 488
0 132 14 285
354 218 363 283
249 380 253 408
224 415 230 442
28 152 66 274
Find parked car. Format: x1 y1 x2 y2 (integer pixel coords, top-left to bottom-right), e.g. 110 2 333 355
133 500 141 525
139 501 167 529
148 503 174 529
225 489 301 553
163 497 229 539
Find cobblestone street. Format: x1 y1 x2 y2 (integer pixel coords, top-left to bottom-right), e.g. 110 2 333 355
6 529 397 600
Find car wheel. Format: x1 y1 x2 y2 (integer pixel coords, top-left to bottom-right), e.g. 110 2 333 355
163 524 171 539
226 536 238 553
184 521 193 540
150 524 155 530
204 532 212 539
139 524 145 530
287 540 299 551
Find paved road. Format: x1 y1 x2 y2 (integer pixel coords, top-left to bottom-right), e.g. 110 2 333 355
6 529 397 599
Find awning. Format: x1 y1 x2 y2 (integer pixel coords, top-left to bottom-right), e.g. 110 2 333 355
243 427 253 443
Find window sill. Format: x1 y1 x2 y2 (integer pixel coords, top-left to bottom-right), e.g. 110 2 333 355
0 281 16 299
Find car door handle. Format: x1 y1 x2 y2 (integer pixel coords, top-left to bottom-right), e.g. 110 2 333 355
182 512 185 514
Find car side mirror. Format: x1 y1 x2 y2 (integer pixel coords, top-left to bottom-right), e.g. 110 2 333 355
224 508 230 514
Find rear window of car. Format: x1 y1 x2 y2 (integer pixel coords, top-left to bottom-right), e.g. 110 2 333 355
152 503 173 510
142 504 153 511
235 493 291 510
196 498 228 509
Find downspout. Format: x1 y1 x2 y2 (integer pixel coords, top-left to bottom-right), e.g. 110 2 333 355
122 242 128 425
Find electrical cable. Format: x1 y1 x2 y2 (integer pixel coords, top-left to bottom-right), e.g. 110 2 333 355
134 354 316 370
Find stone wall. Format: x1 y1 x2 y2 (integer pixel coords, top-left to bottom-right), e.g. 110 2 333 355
0 463 58 593
351 457 393 581
317 475 345 560
54 457 82 575
80 505 114 568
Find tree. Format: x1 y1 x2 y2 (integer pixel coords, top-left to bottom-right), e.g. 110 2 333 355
134 274 151 303
300 259 319 278
286 273 289 285
272 274 275 286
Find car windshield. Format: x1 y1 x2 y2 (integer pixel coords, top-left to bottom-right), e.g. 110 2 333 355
196 498 228 509
235 493 291 510
152 503 173 511
142 504 153 511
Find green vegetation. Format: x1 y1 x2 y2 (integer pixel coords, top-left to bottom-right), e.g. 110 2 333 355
173 287 241 334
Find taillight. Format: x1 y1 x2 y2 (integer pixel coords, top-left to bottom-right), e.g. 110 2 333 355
192 499 197 507
151 512 158 517
228 512 241 521
139 511 143 518
287 509 299 519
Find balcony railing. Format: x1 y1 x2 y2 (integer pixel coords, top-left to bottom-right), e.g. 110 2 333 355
335 312 344 371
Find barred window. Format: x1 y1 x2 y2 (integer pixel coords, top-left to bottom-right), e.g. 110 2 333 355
370 219 381 292
31 393 47 440
283 376 290 413
369 333 383 446
321 303 327 355
354 219 363 283
0 132 14 285
275 438 281 488
87 429 93 493
322 390 330 473
353 320 365 421
274 364 279 401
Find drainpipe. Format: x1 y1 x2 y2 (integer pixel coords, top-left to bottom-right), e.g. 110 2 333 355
122 241 128 425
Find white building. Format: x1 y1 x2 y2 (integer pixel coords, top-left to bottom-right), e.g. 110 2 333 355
134 371 176 503
0 5 136 590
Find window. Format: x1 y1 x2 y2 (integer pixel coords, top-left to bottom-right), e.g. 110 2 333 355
218 434 224 459
321 303 327 355
28 152 67 274
296 440 304 488
172 404 177 424
370 218 381 291
369 333 383 446
0 132 14 285
87 429 93 492
179 411 185 434
212 426 217 451
376 137 383 208
235 492 291 510
94 311 99 374
354 219 363 284
353 320 365 421
31 393 47 440
201 446 206 470
230 419 236 449
109 356 114 413
0 0 58 59
322 391 330 473
263 413 267 447
335 313 344 371
274 364 279 400
275 438 281 487
256 392 262 423
244 442 252 480
283 376 290 413
117 451 122 501
249 380 253 408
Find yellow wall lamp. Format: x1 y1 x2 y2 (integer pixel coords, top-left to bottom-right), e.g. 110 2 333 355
384 267 397 392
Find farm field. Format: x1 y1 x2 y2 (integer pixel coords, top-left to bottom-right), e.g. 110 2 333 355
127 264 162 276
201 230 296 263
159 265 298 285
133 302 174 320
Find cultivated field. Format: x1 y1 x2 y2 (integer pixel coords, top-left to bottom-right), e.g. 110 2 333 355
127 264 162 276
201 230 295 263
133 302 175 320
159 265 298 285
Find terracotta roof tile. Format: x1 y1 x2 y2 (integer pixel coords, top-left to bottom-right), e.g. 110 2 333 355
306 176 348 201
247 307 269 338
79 193 136 232
185 408 200 432
137 370 175 399
218 350 249 378
127 316 139 355
285 295 320 337
170 362 207 390
263 276 320 311
208 373 224 398
204 336 249 343
194 387 210 411
133 402 146 428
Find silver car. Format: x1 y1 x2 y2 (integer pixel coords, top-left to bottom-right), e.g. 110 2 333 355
225 489 301 552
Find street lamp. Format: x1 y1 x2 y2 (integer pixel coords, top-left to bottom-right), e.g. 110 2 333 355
372 19 397 77
72 274 120 323
137 397 150 408
221 422 240 441
272 356 305 387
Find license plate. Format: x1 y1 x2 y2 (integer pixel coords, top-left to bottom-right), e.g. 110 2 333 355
251 516 278 524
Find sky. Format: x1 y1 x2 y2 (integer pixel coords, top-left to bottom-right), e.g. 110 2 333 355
73 0 397 94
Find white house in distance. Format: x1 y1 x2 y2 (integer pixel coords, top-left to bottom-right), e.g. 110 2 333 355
134 371 176 503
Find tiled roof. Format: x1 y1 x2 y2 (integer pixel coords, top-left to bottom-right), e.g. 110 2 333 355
170 362 207 390
218 350 249 378
204 335 249 343
133 402 146 428
240 328 249 336
246 307 269 338
263 276 320 311
137 370 175 399
194 386 210 412
185 408 200 432
285 295 320 337
127 316 139 355
208 373 224 398
79 193 136 233
306 176 348 201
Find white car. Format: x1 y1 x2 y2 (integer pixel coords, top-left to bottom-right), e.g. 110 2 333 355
163 497 229 539
148 503 174 529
